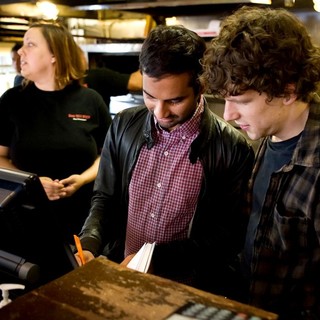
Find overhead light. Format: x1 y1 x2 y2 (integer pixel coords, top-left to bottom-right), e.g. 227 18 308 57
36 1 59 20
250 0 271 3
314 0 320 11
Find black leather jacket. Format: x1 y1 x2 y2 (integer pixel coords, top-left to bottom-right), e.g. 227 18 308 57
80 103 254 296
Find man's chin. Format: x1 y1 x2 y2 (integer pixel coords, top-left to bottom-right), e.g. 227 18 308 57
158 122 179 132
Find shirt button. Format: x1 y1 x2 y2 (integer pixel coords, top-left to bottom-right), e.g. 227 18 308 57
151 213 155 218
164 151 168 156
157 182 161 188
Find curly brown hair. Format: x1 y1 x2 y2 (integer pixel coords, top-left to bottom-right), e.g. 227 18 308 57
200 6 320 103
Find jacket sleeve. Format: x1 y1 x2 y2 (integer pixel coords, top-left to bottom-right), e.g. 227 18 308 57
79 107 145 259
79 112 125 257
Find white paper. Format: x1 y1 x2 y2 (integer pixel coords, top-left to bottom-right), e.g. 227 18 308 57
127 242 155 273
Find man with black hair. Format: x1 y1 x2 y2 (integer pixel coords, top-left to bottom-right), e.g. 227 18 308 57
76 24 254 300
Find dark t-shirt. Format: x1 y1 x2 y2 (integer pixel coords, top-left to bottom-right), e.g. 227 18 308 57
84 68 130 108
243 134 300 276
0 82 112 241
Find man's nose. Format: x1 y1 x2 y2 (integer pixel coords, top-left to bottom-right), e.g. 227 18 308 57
223 101 238 122
153 101 169 119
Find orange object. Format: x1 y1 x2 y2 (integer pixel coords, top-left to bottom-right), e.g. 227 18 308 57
73 234 85 265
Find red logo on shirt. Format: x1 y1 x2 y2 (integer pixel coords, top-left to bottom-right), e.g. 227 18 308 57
68 114 91 121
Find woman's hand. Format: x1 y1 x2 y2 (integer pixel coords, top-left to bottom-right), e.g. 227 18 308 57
59 174 85 198
40 175 85 200
40 177 66 200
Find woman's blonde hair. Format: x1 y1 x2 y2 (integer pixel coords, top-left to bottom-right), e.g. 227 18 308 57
24 22 86 89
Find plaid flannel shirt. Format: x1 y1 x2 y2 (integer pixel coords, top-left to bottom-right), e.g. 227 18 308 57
245 100 320 319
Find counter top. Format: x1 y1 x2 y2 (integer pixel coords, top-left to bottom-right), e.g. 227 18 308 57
0 256 278 320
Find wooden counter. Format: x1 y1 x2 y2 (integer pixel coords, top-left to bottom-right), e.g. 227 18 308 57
0 256 278 320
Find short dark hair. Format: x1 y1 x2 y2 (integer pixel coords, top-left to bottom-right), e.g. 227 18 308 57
139 25 207 94
201 6 320 103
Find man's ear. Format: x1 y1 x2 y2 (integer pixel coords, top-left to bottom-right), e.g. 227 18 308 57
283 83 297 105
51 56 56 63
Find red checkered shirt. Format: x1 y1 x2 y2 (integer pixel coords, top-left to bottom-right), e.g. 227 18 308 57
125 102 204 257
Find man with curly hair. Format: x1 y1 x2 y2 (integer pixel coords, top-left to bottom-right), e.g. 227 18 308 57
201 6 320 320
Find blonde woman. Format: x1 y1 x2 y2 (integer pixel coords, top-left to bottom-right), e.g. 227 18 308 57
0 23 112 243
